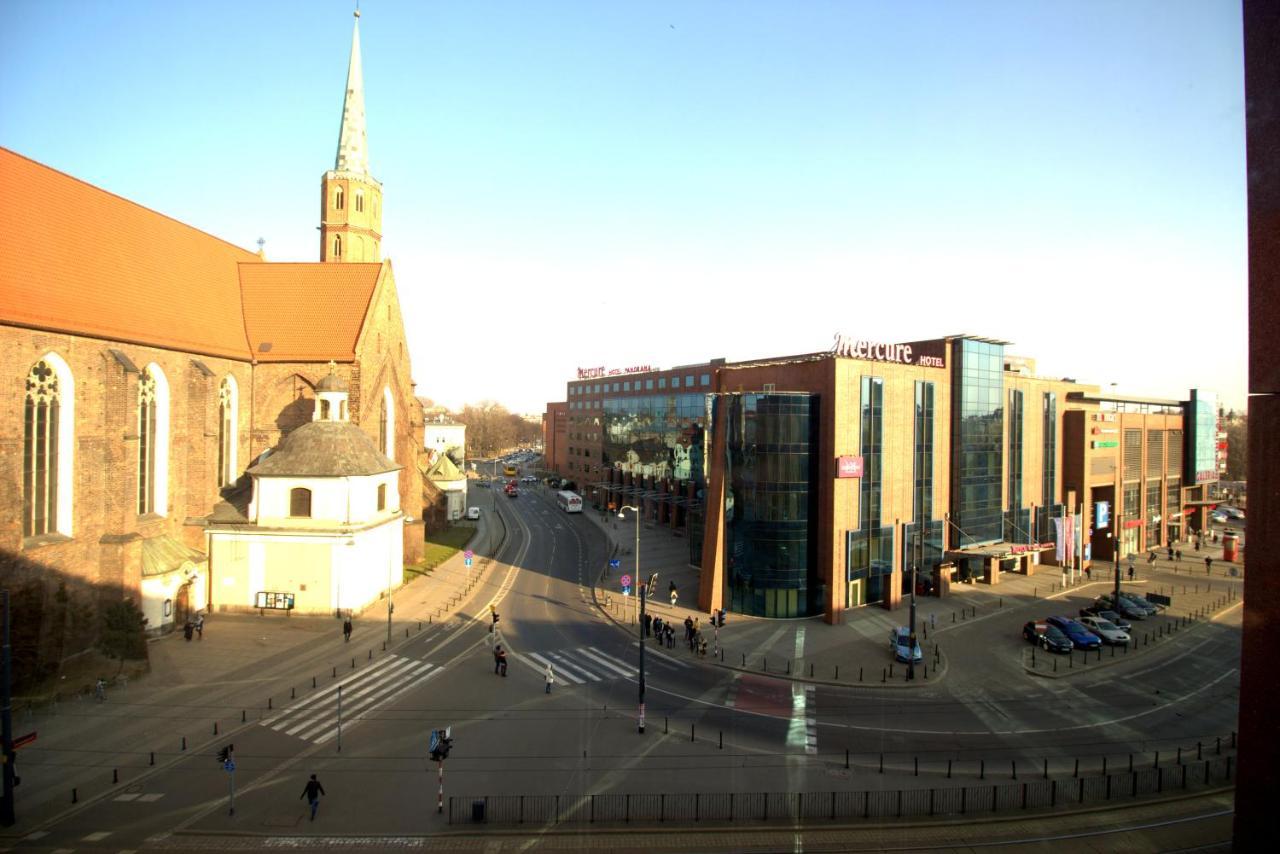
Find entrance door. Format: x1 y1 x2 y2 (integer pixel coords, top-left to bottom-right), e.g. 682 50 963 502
174 583 191 626
847 578 865 608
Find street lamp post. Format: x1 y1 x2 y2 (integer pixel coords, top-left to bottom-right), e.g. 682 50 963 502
908 526 920 680
619 504 644 734
1114 508 1123 603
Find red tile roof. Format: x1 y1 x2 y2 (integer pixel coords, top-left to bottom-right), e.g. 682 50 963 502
1 148 384 364
239 263 380 362
0 147 259 359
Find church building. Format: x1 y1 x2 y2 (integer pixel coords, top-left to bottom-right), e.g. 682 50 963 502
0 12 434 640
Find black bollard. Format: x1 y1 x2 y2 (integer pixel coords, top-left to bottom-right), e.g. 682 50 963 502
1073 758 1079 777
809 662 814 677
846 749 850 769
1154 751 1160 768
719 731 723 749
879 754 884 774
313 676 317 688
351 657 355 669
665 717 668 734
113 768 118 784
150 751 155 766
332 666 336 678
72 787 78 804
947 759 952 778
242 709 247 722
1043 758 1048 779
1012 760 1016 780
1102 756 1107 775
213 721 218 735
691 724 695 742
291 687 296 699
914 757 918 776
268 697 273 710
182 736 187 751
368 650 372 660
980 759 985 780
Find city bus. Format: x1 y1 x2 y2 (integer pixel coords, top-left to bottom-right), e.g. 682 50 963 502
503 464 518 478
556 491 583 513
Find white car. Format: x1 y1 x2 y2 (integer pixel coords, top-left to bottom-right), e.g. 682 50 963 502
1079 615 1130 645
466 506 481 520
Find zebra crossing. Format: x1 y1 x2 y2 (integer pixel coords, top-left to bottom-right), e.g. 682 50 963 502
516 644 692 685
260 654 443 745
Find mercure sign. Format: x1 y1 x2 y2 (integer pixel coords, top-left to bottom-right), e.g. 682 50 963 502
830 334 945 368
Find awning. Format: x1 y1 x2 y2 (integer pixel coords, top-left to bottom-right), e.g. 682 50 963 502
944 541 1054 562
142 534 207 578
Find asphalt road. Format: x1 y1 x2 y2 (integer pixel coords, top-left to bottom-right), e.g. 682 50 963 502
7 472 1240 848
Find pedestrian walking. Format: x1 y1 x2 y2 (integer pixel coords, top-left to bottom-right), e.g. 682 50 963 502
300 774 325 821
684 616 694 647
342 617 352 643
498 647 508 677
183 620 194 642
1147 550 1157 565
1127 564 1135 581
665 623 674 648
1205 556 1213 576
652 616 663 642
643 612 652 637
1085 566 1092 581
669 582 678 608
1167 546 1174 562
1175 549 1182 562
545 664 555 694
195 613 204 640
493 644 504 675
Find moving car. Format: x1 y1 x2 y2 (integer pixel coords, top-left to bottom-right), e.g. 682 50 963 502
466 506 481 520
1046 616 1102 650
890 627 923 663
1079 615 1131 645
504 482 519 498
1022 621 1074 654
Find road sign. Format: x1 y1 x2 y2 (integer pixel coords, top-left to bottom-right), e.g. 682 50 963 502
224 759 235 773
620 574 631 587
464 557 472 567
623 586 631 596
609 559 620 569
464 550 474 559
12 731 36 750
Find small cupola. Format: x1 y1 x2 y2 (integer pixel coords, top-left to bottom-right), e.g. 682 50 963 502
314 361 350 422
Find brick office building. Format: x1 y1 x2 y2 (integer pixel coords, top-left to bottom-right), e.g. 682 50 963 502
547 335 1216 624
0 13 435 639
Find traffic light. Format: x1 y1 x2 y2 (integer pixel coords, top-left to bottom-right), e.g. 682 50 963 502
714 609 726 627
217 744 234 764
428 728 453 761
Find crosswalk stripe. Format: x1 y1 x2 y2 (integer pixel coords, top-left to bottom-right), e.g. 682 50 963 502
545 651 601 683
313 665 442 745
579 647 636 678
261 656 407 728
525 652 585 684
277 657 422 736
271 657 421 735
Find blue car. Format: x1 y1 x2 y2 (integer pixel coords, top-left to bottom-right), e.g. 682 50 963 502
1046 616 1102 651
890 627 923 663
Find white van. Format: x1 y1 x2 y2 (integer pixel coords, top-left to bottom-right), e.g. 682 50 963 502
466 506 481 520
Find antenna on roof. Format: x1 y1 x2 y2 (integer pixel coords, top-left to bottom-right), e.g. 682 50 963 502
256 237 266 259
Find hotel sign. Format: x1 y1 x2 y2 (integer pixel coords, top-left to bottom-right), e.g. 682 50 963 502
830 334 946 368
577 365 655 379
836 455 864 478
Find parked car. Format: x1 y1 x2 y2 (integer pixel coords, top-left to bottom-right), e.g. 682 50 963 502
890 627 923 663
1119 592 1161 615
1079 615 1131 645
466 506 481 520
1078 605 1133 632
1022 621 1074 654
1093 595 1147 620
1046 616 1102 650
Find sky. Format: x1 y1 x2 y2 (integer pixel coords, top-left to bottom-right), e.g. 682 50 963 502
2 1 1247 416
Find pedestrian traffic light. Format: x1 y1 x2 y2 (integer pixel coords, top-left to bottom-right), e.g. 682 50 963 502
217 744 234 764
429 728 453 761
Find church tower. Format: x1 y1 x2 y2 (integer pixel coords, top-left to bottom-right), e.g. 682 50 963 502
320 10 382 263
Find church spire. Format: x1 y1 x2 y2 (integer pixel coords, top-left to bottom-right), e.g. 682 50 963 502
320 8 382 263
335 9 369 175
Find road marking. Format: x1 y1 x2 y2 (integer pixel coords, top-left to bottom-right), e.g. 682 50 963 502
82 832 111 841
21 832 48 842
644 644 692 669
582 646 638 677
786 683 817 754
271 657 419 734
314 666 443 745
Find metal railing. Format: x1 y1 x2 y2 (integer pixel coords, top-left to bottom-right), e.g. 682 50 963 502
449 755 1234 825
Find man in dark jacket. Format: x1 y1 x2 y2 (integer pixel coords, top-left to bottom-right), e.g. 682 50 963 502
300 774 325 820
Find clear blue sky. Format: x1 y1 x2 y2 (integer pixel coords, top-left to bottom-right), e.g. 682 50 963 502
2 1 1246 415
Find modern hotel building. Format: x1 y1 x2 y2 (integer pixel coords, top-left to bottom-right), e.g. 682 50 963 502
544 335 1219 624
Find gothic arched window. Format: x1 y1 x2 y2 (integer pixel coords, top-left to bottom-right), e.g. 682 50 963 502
333 235 343 259
290 487 312 518
379 395 388 458
355 189 364 213
23 359 60 537
217 377 237 488
137 367 158 514
335 186 344 210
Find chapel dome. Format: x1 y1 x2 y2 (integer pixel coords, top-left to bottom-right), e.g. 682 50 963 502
247 421 400 478
316 371 348 392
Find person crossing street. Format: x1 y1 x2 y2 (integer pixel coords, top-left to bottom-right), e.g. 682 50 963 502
300 774 325 821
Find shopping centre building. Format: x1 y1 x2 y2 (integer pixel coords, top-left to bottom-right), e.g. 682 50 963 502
543 335 1221 625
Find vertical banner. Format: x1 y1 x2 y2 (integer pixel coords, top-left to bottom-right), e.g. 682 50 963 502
1053 517 1066 562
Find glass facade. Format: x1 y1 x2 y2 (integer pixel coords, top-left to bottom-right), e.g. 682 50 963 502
1005 388 1023 540
1042 392 1056 507
847 376 893 606
913 381 935 526
601 393 708 484
1146 479 1162 547
950 339 1005 544
721 393 821 618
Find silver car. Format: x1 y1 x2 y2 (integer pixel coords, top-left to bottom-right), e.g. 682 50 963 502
1079 616 1130 645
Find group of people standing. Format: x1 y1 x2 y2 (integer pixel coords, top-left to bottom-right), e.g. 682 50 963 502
182 613 204 642
644 613 676 648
